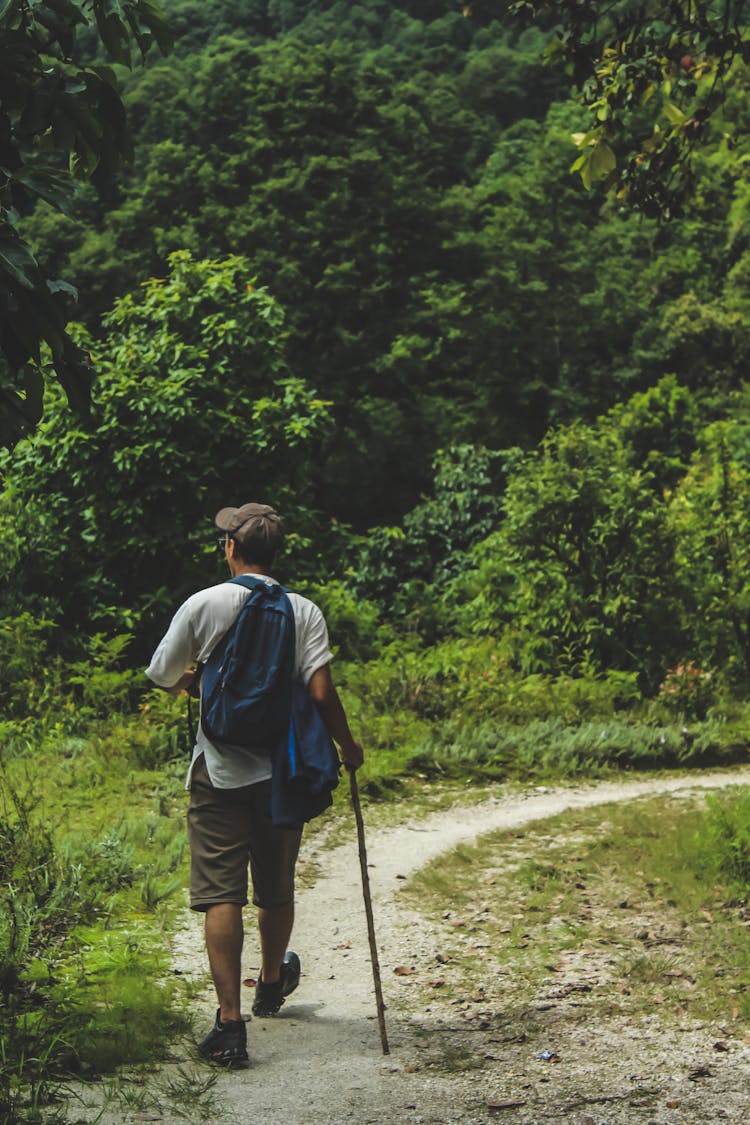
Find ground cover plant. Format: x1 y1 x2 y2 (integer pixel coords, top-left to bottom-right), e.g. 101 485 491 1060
0 702 200 1116
0 634 196 1122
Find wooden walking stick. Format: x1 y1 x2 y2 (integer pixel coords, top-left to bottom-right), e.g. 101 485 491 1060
348 767 390 1055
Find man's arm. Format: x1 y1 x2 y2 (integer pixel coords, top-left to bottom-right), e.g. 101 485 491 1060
307 664 364 770
146 599 200 694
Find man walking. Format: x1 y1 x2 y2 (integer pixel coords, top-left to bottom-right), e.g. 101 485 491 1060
146 503 363 1065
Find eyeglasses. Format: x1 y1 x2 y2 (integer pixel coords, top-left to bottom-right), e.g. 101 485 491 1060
216 536 229 551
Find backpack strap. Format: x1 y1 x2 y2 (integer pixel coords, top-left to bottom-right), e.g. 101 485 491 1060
229 575 291 598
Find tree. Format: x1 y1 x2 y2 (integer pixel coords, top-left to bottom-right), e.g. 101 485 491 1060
457 416 685 683
498 0 750 216
0 252 334 653
0 0 171 447
671 420 750 687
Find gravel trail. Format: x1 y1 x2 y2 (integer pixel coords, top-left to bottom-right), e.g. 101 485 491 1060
78 768 750 1124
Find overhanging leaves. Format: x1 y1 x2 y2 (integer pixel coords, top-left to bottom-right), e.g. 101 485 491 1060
0 0 171 448
505 0 750 216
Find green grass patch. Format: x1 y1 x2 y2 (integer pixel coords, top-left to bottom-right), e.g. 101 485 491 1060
409 716 749 782
401 787 750 1030
0 735 194 1123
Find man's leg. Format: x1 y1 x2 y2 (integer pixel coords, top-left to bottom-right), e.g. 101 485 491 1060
257 901 294 984
205 903 244 1022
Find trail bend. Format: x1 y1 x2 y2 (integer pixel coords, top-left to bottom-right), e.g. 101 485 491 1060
82 768 750 1124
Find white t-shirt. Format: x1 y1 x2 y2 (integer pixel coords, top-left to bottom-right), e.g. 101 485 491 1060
145 575 333 789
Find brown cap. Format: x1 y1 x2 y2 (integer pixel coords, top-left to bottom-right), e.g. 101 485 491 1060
214 502 284 553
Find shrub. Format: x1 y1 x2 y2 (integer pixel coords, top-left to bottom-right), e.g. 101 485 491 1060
0 770 187 1119
411 716 748 780
699 788 750 889
0 614 65 720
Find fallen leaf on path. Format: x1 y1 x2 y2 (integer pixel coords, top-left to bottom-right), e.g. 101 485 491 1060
427 979 446 988
487 1099 526 1111
242 977 257 988
415 1040 430 1049
666 1100 681 1109
687 1066 713 1081
335 941 351 949
712 1041 729 1052
394 965 415 976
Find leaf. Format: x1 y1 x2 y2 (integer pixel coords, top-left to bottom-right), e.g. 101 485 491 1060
0 232 41 290
664 102 686 126
587 140 616 185
12 165 74 213
47 278 78 299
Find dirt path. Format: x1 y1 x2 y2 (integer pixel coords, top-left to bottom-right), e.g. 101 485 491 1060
79 769 750 1124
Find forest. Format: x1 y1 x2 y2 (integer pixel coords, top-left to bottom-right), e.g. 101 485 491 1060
2 1 750 1119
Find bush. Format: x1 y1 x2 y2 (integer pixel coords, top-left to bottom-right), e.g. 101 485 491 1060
455 419 685 684
0 614 65 720
299 580 390 662
699 788 750 889
0 768 187 1119
0 252 334 656
352 444 514 614
410 716 748 780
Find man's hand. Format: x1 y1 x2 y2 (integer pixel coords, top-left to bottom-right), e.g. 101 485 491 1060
339 738 364 772
168 668 201 697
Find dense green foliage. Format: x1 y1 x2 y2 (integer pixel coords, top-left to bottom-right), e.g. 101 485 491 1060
0 251 334 651
0 0 171 447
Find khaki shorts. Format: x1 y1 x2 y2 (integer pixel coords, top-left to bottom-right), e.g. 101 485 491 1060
187 755 302 911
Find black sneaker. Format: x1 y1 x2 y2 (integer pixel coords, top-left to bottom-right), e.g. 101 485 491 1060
252 951 301 1017
198 1010 249 1066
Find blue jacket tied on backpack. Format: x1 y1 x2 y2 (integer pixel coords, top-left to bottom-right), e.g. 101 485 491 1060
271 682 340 830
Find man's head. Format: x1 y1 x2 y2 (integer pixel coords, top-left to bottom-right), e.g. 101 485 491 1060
215 503 284 570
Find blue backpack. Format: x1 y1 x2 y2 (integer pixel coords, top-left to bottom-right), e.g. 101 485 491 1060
200 576 296 748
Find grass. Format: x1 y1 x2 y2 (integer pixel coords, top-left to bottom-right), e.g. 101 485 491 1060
400 789 750 1037
0 736 196 1122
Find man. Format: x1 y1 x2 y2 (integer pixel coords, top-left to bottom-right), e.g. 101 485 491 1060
146 503 363 1065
